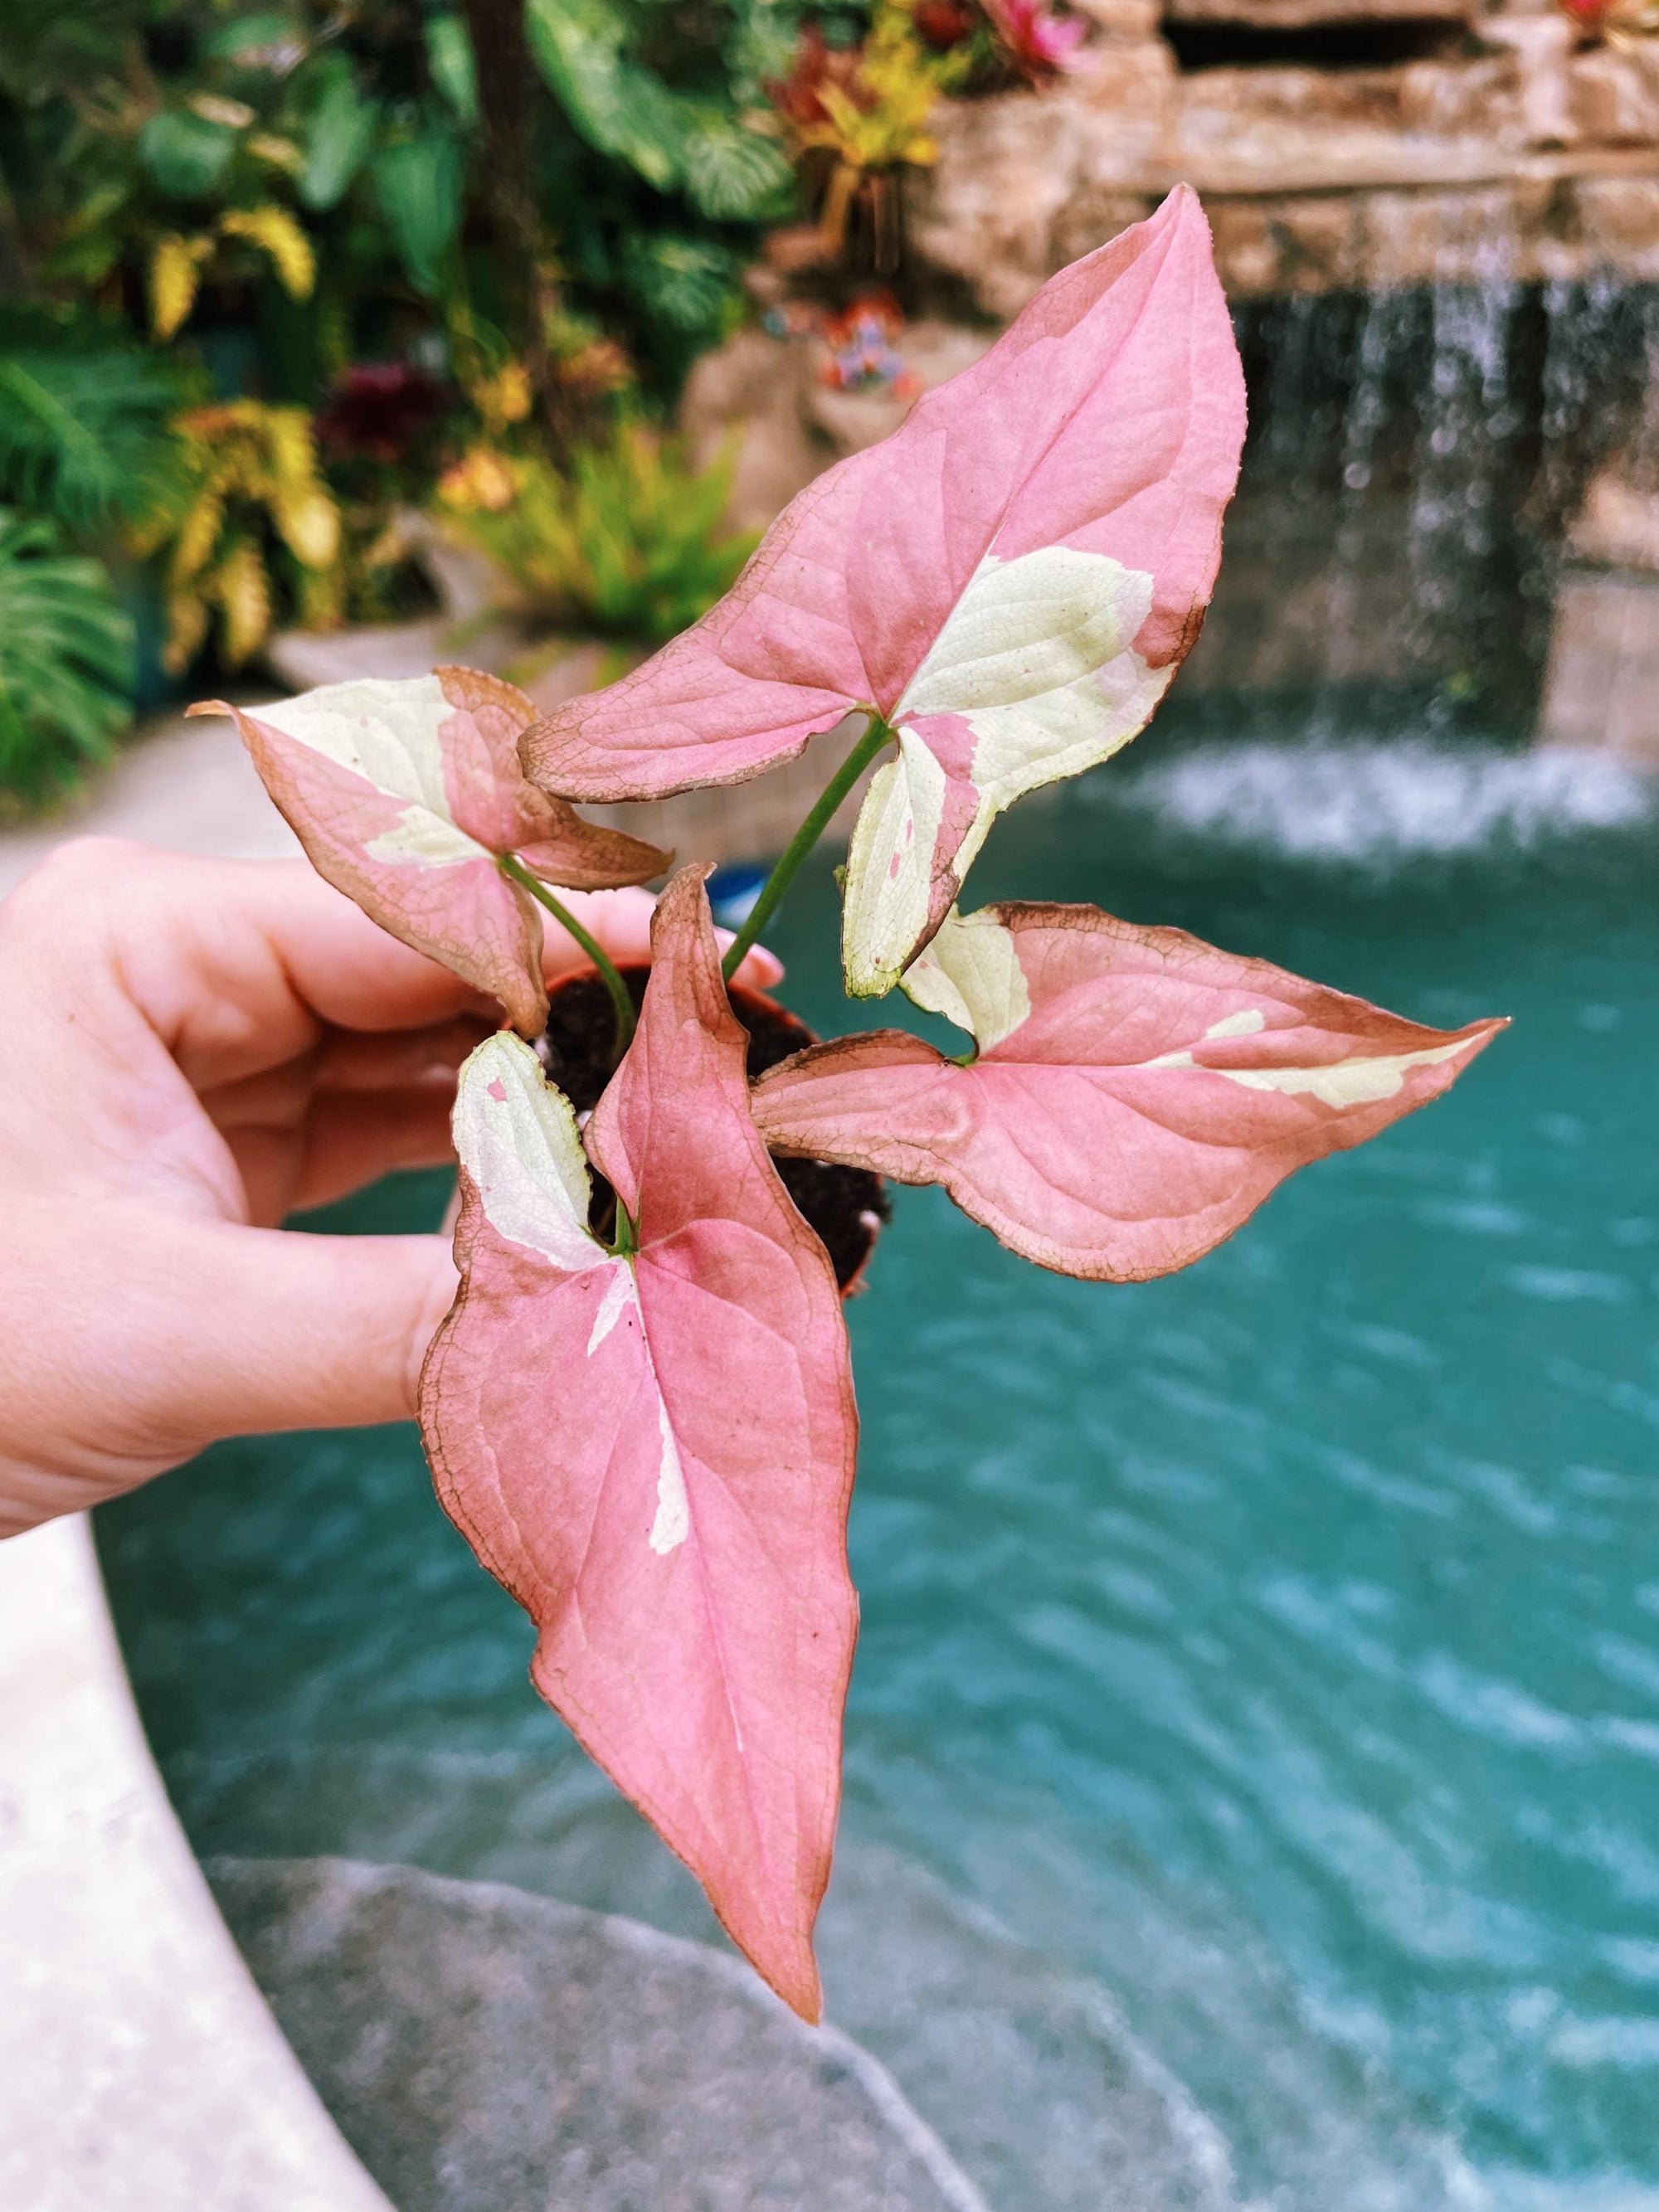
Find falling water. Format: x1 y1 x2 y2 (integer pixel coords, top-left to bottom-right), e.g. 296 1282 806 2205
1189 275 1659 735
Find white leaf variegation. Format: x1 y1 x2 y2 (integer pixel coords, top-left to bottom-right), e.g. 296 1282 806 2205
902 904 1032 1051
895 547 1155 729
839 730 951 1014
450 1036 688 1560
257 674 489 867
1141 1026 1482 1106
841 548 1168 998
452 1033 602 1271
194 668 669 1038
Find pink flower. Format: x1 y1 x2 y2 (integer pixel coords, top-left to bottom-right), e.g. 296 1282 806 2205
982 0 1090 76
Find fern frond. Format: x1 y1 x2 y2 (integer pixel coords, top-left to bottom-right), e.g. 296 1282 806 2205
0 340 189 535
0 509 134 814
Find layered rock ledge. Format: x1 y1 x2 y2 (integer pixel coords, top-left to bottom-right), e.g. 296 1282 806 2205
911 4 1659 307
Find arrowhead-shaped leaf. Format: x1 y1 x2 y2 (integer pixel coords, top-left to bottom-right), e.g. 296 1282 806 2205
752 903 1506 1281
523 187 1245 994
420 868 859 2019
192 667 669 1035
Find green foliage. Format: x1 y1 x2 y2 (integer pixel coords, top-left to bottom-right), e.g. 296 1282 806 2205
0 0 816 401
621 235 743 337
0 510 134 815
425 14 479 125
528 0 688 193
0 0 832 790
0 323 192 535
0 0 134 103
681 121 795 223
372 125 465 298
528 0 800 221
441 423 758 644
297 61 379 214
139 109 239 200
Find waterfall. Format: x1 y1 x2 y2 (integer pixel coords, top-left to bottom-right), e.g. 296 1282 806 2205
1184 277 1659 741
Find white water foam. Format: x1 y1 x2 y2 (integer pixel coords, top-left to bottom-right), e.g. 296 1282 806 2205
1114 741 1655 865
1477 2175 1659 2212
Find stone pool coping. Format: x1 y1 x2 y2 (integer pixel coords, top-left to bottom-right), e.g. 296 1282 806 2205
0 1514 396 2211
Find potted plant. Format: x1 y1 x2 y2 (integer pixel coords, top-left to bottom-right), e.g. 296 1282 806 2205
194 190 1502 2022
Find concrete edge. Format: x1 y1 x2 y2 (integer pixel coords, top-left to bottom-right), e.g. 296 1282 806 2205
0 1513 393 2212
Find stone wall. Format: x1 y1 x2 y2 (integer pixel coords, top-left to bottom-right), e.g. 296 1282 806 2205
908 6 1659 309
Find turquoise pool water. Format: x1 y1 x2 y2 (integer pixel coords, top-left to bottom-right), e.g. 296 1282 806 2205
100 727 1659 2210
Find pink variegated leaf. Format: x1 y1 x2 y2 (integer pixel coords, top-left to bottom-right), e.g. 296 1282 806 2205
523 186 1246 995
190 666 668 1036
419 868 858 2020
751 903 1506 1281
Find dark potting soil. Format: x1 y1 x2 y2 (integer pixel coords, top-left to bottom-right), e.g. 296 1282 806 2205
542 966 889 1293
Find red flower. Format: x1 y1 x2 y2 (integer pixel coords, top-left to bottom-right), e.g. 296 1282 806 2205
914 0 976 47
768 23 866 129
315 362 450 465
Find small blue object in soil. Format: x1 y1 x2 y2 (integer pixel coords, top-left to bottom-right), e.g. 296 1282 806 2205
707 862 768 932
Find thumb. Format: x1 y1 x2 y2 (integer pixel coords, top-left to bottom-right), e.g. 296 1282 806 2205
157 1222 460 1446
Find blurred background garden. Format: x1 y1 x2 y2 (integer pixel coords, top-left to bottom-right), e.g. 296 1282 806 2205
0 0 1086 817
8 0 1659 820
9 3 1659 2210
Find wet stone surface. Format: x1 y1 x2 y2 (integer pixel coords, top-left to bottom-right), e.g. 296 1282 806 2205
209 1857 984 2212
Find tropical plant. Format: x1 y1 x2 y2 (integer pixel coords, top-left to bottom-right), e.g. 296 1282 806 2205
0 320 192 535
0 0 808 423
0 319 197 809
135 399 340 671
148 203 315 341
772 0 970 260
192 194 1505 2021
436 421 758 642
0 509 135 814
766 0 1082 264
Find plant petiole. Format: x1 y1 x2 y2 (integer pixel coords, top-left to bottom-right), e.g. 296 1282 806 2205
719 712 896 983
499 852 636 1062
609 1199 638 1260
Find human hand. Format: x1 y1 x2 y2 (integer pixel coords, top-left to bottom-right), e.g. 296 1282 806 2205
0 839 779 1539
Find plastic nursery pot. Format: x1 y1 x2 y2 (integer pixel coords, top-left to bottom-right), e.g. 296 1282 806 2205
542 965 889 1296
